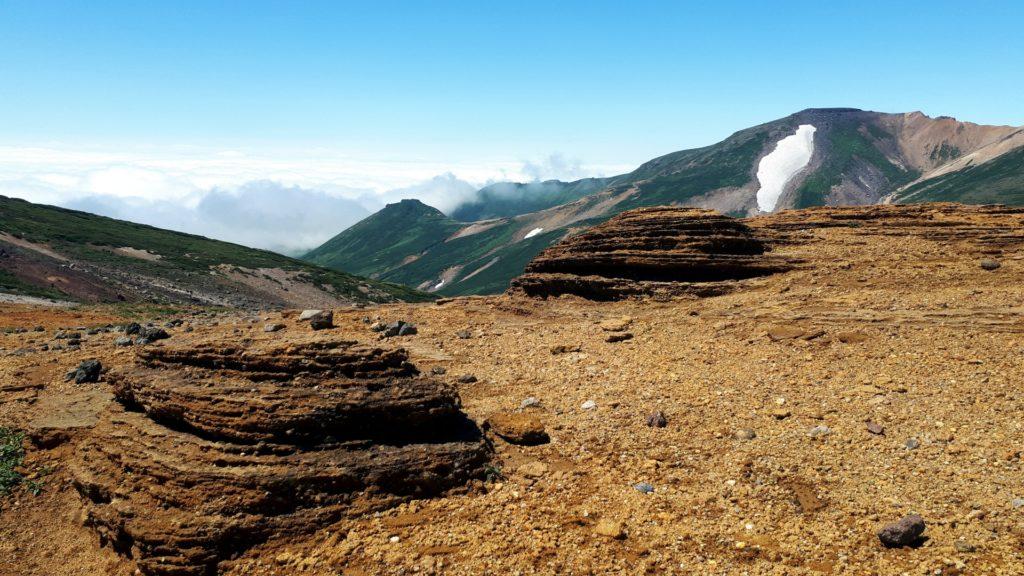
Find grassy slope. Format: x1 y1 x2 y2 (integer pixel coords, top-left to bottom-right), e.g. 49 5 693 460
0 195 429 303
895 146 1024 205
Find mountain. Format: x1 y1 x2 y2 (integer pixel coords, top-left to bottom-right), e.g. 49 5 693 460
305 108 1024 297
0 195 430 307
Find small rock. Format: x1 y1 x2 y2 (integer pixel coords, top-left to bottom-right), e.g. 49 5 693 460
370 321 386 332
877 514 926 548
298 309 323 321
772 408 791 420
264 323 285 333
733 428 757 441
580 400 597 411
599 316 632 332
520 397 541 409
519 461 549 478
1010 498 1024 509
866 421 885 435
606 332 633 343
114 336 133 347
457 374 477 384
550 344 581 355
456 329 472 339
139 327 170 341
383 320 416 337
905 438 921 450
430 366 447 376
124 322 142 335
808 425 831 438
485 412 549 445
645 411 667 428
595 519 625 539
634 482 654 494
954 540 977 553
980 258 1001 271
73 359 102 384
309 311 334 331
767 326 805 341
836 331 869 344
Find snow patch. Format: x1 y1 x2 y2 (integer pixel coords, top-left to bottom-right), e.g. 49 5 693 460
755 124 816 213
434 280 445 290
524 227 543 239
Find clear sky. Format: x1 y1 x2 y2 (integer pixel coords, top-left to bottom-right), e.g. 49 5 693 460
1 1 1022 251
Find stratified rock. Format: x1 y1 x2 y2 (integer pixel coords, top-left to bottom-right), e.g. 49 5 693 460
72 336 489 576
877 514 926 548
510 207 796 300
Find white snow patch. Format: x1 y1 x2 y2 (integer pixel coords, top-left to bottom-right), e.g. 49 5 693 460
434 280 445 290
524 227 543 239
755 124 816 213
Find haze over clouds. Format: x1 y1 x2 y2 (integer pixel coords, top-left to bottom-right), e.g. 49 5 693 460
0 144 632 254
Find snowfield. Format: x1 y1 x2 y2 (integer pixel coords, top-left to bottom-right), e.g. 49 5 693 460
755 124 816 213
524 227 543 239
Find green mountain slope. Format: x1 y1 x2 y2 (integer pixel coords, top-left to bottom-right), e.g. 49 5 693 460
0 195 429 306
450 178 610 222
893 146 1024 205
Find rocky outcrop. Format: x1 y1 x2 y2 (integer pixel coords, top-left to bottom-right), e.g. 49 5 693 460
510 207 796 300
72 337 489 576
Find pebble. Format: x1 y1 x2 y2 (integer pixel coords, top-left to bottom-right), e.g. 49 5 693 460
457 374 477 384
877 514 926 548
808 425 831 438
645 411 667 428
979 258 1001 271
1011 498 1024 509
905 438 921 450
520 397 541 409
263 323 285 333
954 540 977 553
594 519 625 539
772 408 791 420
733 428 757 441
456 329 472 339
634 482 654 494
114 336 133 347
580 400 597 410
866 421 885 435
430 366 447 376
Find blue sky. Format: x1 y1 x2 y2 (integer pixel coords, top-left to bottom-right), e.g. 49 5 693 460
0 1 1021 250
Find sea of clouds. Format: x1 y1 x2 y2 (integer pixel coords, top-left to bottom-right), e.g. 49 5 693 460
0 145 629 255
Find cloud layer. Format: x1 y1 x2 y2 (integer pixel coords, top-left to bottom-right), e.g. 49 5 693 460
0 144 632 254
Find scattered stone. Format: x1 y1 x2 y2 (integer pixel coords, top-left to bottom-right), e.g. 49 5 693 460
980 258 1001 271
297 309 323 321
264 323 285 333
866 421 885 435
595 519 625 539
139 327 170 341
456 329 472 339
430 366 447 376
772 408 791 420
645 411 667 428
733 428 757 441
954 540 977 553
125 322 142 335
383 320 416 337
580 400 597 411
808 425 831 438
33 326 45 332
520 397 541 409
634 482 654 494
550 344 581 355
73 359 102 384
114 336 133 347
1011 498 1024 509
308 311 334 331
877 514 926 548
606 332 633 343
457 374 477 384
519 461 549 478
599 316 632 332
485 412 549 445
905 438 921 450
370 321 386 332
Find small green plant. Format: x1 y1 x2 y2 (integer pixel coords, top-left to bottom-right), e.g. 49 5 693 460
0 427 27 496
483 464 505 483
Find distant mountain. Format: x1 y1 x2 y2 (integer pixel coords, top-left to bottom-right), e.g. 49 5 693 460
305 108 1024 297
0 195 429 307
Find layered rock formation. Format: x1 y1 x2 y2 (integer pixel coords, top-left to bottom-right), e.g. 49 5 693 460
71 338 490 575
510 207 797 300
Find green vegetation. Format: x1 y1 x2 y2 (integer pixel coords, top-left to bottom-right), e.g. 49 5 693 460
0 195 429 303
896 146 1024 205
0 269 68 300
930 142 962 163
794 123 919 208
0 428 43 497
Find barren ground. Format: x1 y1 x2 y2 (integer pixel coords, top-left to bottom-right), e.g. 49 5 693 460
2 206 1024 575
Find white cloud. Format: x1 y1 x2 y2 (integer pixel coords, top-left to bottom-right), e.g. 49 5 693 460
0 143 634 253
